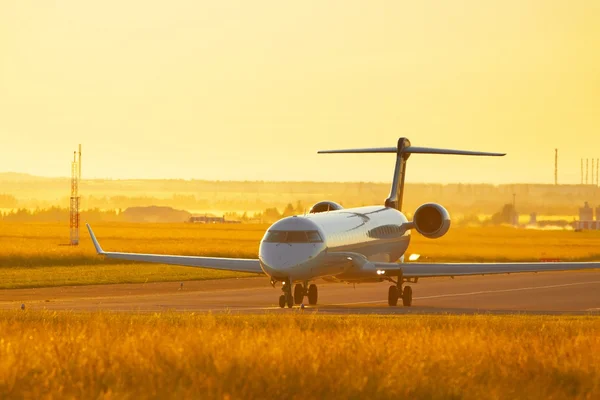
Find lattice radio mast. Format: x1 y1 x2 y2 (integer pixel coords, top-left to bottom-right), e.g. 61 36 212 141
70 145 82 245
586 158 589 185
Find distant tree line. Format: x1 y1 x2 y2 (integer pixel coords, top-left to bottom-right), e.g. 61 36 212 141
0 202 309 224
0 207 120 223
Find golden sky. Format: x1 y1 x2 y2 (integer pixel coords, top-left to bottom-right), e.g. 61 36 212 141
1 1 599 184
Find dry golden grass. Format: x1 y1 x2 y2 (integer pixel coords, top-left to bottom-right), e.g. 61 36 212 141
0 311 597 399
1 222 599 289
0 222 264 266
0 222 262 289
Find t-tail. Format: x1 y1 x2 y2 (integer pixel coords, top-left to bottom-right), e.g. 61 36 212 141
318 138 505 211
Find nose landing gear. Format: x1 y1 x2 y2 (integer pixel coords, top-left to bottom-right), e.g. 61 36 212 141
292 282 318 305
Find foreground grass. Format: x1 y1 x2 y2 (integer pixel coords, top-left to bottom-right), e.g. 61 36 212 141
0 312 597 399
1 222 600 289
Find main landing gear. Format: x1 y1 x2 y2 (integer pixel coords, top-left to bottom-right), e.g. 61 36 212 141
279 281 318 308
387 276 413 307
308 284 318 305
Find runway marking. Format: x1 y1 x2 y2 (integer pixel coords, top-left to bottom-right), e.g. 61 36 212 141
335 281 600 306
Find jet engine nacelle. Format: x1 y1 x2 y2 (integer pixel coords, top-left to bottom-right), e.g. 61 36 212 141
412 203 451 239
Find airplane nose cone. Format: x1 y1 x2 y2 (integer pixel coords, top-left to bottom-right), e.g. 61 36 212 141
259 245 287 273
258 217 325 279
259 243 320 278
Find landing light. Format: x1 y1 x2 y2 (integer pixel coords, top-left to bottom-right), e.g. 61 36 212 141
376 270 386 275
409 254 421 261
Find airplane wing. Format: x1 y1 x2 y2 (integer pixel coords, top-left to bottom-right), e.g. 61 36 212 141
86 224 264 274
337 253 600 278
365 260 600 278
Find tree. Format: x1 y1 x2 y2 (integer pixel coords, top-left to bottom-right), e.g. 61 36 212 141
283 203 295 217
263 207 281 222
491 204 517 225
295 200 305 215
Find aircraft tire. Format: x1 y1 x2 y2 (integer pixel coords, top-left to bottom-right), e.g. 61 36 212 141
402 286 413 307
388 285 399 306
308 284 318 305
279 295 286 308
285 292 294 308
294 284 304 304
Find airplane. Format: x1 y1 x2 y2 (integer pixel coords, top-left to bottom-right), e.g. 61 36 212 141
86 137 600 308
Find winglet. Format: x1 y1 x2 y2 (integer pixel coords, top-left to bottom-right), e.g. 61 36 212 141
86 224 105 255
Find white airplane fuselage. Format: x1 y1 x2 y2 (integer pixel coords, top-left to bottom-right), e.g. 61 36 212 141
259 206 410 283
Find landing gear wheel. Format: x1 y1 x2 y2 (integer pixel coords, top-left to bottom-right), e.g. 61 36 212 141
402 285 413 307
285 292 294 308
388 285 399 306
278 295 286 308
294 284 304 304
308 284 318 305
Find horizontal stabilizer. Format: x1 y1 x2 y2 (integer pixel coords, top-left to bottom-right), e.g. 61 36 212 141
318 147 397 154
318 146 505 157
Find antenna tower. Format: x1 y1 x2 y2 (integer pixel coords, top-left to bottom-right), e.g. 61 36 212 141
70 145 82 245
581 159 583 184
593 159 596 186
586 159 589 185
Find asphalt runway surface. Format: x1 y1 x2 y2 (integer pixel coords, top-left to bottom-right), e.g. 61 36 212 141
0 271 598 315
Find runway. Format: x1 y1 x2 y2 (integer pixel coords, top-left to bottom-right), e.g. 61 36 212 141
0 271 598 315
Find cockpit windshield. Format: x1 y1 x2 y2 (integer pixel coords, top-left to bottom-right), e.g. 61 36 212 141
264 230 323 243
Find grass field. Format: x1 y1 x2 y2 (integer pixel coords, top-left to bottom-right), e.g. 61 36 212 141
1 222 600 289
0 311 597 399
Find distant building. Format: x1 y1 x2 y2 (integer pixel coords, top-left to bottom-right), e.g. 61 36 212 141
529 212 537 226
574 202 600 230
580 202 593 221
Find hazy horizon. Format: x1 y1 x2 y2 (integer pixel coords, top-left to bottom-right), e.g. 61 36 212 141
2 1 599 184
2 170 600 188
